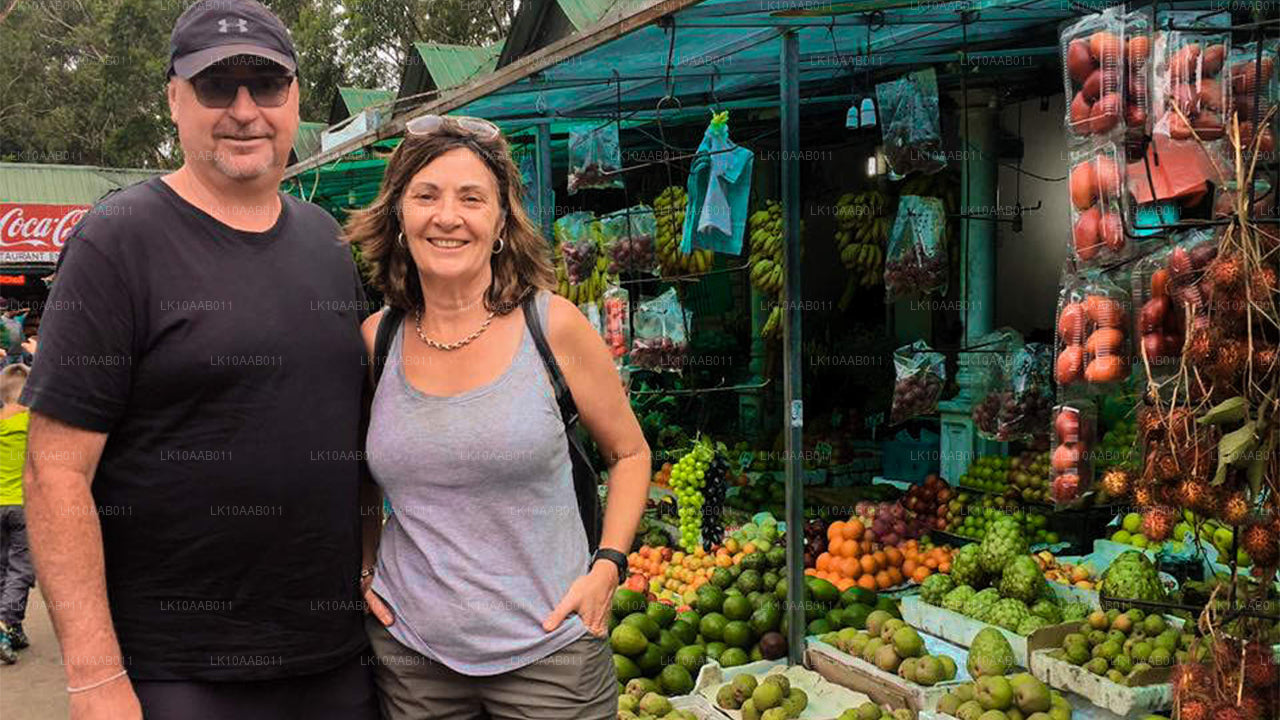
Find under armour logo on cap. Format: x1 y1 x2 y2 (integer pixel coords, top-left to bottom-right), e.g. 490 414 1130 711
218 17 249 34
168 0 297 79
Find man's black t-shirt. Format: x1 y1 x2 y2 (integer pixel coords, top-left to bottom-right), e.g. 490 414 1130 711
20 178 370 681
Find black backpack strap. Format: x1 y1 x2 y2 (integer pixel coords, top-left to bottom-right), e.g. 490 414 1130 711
372 306 406 387
522 292 603 551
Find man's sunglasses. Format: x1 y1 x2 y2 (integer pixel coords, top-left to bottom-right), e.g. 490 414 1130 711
406 114 500 140
189 73 295 109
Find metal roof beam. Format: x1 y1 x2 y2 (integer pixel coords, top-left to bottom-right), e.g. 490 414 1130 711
284 0 708 180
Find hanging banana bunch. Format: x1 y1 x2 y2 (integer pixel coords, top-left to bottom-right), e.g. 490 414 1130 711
654 186 713 276
747 200 788 341
834 189 891 290
554 252 612 305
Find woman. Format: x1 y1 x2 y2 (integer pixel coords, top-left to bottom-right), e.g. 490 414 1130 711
346 115 650 719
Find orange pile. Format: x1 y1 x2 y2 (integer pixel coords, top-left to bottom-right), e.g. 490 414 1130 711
805 520 956 592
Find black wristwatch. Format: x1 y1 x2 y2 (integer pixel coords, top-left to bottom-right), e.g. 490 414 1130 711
591 548 628 585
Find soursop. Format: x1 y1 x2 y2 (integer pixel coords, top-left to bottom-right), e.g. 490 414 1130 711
1030 599 1063 624
989 598 1031 631
951 543 987 589
1018 615 1051 635
980 516 1028 575
920 574 955 605
962 588 1001 620
1062 602 1089 622
1099 551 1166 608
942 585 977 613
998 556 1047 604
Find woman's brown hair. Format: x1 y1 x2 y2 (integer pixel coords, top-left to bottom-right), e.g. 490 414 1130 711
344 122 554 314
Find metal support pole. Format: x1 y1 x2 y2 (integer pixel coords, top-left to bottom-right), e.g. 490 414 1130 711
779 30 806 667
535 122 555 241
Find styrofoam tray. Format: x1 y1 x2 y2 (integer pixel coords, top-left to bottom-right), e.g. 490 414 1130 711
1030 648 1172 717
694 660 871 720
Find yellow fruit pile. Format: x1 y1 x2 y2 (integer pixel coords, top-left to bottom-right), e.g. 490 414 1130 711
747 200 785 339
654 186 713 276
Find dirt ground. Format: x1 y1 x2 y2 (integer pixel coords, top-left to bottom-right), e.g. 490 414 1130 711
1 585 70 719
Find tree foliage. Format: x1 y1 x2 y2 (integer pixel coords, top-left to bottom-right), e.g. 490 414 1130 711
0 0 512 169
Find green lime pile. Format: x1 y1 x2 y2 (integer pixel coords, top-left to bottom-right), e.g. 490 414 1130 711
960 456 1012 493
934 673 1073 720
803 580 900 639
1043 608 1206 686
1107 513 1192 553
714 672 809 719
949 495 1055 544
1094 418 1138 473
839 701 916 720
818 613 958 686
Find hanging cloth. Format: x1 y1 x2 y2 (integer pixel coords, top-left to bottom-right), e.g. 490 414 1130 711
681 111 754 255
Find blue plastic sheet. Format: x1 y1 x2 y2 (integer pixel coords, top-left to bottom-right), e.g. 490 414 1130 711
682 112 754 255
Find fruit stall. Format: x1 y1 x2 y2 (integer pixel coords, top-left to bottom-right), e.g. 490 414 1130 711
280 1 1280 718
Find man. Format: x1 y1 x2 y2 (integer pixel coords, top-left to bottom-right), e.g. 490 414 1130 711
20 1 378 718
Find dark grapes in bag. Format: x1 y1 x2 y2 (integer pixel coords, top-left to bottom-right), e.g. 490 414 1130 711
890 341 946 424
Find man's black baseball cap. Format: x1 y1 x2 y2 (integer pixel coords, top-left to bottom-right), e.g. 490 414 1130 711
168 0 297 79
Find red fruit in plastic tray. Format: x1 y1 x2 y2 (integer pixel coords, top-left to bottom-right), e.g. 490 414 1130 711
1142 332 1166 360
1201 44 1226 76
1069 161 1098 210
1197 78 1223 111
1192 112 1224 141
1056 345 1085 384
1052 474 1081 504
1073 207 1102 261
1099 212 1124 252
1169 44 1201 84
1232 57 1274 94
1086 327 1125 357
1125 103 1148 128
1082 70 1103 101
1151 268 1170 298
1095 155 1120 196
1052 443 1080 473
1067 39 1095 84
1140 296 1170 333
1170 83 1199 116
1085 354 1126 383
1055 410 1080 443
1086 295 1126 328
1167 112 1193 140
1127 35 1150 66
1091 94 1122 133
1070 92 1094 131
1058 302 1087 340
1089 31 1122 64
1168 246 1193 277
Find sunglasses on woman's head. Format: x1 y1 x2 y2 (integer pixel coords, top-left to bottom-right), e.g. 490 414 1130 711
189 72 294 109
406 115 500 140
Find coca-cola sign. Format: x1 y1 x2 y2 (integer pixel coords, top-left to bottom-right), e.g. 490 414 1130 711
0 203 88 265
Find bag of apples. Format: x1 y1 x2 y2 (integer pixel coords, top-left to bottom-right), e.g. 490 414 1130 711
1069 144 1131 263
998 343 1056 443
968 329 1021 441
1055 270 1132 396
890 340 946 425
1062 7 1126 140
1128 228 1215 377
1151 12 1231 158
1051 401 1097 506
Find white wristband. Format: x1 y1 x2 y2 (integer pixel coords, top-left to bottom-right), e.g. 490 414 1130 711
66 669 128 695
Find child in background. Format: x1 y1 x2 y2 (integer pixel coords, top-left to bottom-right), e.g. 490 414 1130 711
0 363 32 664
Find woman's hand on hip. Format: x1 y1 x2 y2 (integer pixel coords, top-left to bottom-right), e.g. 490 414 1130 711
362 575 395 627
543 562 618 638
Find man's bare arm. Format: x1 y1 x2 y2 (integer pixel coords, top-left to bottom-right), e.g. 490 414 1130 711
23 411 125 684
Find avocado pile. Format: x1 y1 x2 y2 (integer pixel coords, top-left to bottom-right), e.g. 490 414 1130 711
1042 607 1205 686
714 672 809 719
934 672 1074 720
802 578 900 638
818 610 958 686
616 687 698 720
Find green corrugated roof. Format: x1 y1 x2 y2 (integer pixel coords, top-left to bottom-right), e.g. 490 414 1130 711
557 0 635 30
413 42 502 90
294 121 327 162
0 162 163 205
330 87 396 124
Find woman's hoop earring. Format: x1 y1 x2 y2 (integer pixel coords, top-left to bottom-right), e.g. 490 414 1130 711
492 237 505 254
397 231 406 248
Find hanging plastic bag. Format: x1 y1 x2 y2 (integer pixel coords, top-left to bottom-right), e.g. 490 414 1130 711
1069 143 1131 264
875 68 945 179
553 211 598 285
969 329 1022 441
1051 400 1097 506
567 122 623 194
599 205 658 275
890 340 946 425
998 343 1055 442
682 111 754 255
1059 6 1126 141
1227 39 1278 164
884 195 947 302
601 285 630 362
632 287 690 372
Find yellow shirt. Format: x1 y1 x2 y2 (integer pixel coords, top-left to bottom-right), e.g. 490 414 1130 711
0 410 28 505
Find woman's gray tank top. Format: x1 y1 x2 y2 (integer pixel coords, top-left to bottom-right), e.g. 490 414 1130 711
367 290 591 676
